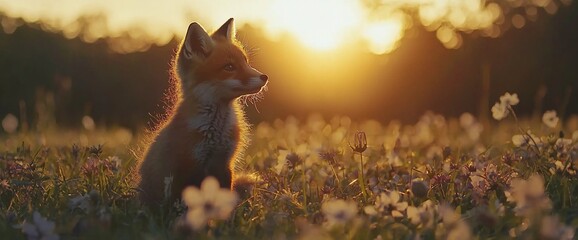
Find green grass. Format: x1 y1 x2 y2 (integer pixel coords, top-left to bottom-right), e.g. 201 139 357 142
1 112 577 239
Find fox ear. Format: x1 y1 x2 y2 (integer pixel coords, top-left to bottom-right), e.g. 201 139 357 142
212 18 236 41
182 22 213 60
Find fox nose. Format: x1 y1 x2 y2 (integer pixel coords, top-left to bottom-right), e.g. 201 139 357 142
260 74 268 82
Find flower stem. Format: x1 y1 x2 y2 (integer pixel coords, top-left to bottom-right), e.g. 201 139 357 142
508 105 541 155
359 153 367 201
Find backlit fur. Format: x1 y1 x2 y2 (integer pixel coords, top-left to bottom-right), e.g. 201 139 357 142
136 19 267 207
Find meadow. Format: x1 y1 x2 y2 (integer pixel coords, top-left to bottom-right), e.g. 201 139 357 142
1 93 577 240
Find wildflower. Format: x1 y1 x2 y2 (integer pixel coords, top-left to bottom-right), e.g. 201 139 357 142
295 217 331 240
505 174 551 217
321 199 358 227
87 145 103 156
431 174 451 190
512 135 527 147
460 113 483 142
469 164 515 204
407 200 435 228
491 92 519 120
491 102 508 120
69 194 92 212
512 131 541 147
555 138 573 148
18 211 59 240
550 160 576 175
499 92 519 106
286 152 302 169
106 156 122 173
438 204 473 240
540 215 575 240
182 176 239 230
319 149 340 166
274 150 290 174
364 191 408 218
2 113 18 133
542 110 559 128
350 131 367 154
82 115 95 131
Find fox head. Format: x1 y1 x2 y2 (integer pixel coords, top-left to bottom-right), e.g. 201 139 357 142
175 18 268 103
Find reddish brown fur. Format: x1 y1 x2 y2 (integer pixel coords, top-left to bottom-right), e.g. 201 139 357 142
136 19 265 208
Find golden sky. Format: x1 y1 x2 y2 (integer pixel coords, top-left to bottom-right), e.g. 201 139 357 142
0 0 567 54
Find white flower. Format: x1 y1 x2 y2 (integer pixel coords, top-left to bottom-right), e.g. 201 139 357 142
321 199 358 227
512 135 527 147
491 102 508 120
540 215 575 240
555 138 573 148
18 211 59 240
368 191 408 218
69 194 92 212
511 131 541 147
438 204 460 226
542 110 559 128
551 160 576 175
438 204 473 240
505 174 551 217
459 113 483 141
499 92 519 106
492 92 520 121
182 177 239 230
407 200 435 228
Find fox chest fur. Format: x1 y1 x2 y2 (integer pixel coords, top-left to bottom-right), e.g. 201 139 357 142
138 101 245 205
188 103 239 167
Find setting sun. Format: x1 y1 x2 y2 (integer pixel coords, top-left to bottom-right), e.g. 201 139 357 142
362 18 405 54
263 0 364 51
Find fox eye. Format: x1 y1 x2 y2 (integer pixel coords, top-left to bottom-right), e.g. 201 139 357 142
223 63 235 71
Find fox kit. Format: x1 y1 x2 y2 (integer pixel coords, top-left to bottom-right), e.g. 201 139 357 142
137 18 268 206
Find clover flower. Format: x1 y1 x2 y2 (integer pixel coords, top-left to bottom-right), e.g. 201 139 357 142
182 177 239 230
321 199 358 227
364 191 408 218
18 211 59 240
491 92 519 120
505 174 551 217
542 110 559 128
